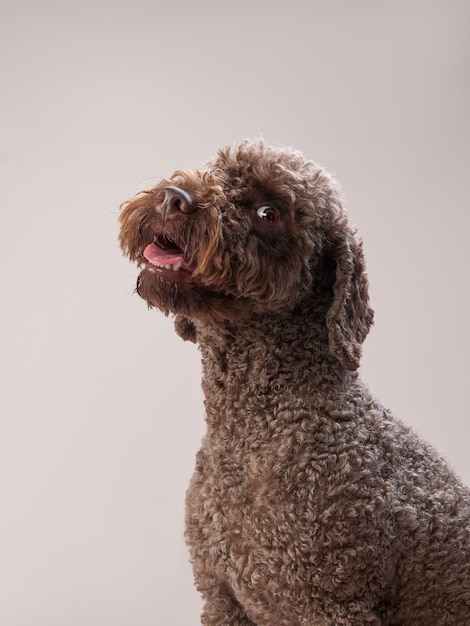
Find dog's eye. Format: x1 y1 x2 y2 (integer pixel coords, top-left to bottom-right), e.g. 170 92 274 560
256 205 280 225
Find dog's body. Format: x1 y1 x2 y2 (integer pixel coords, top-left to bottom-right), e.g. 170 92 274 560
120 140 470 625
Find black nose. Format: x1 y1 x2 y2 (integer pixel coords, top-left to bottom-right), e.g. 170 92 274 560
156 186 195 215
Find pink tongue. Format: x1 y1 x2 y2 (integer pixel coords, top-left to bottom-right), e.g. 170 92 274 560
143 243 184 266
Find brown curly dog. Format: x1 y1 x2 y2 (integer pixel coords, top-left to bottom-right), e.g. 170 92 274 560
119 139 470 625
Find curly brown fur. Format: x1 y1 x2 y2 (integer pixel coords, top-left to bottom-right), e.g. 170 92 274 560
119 139 470 625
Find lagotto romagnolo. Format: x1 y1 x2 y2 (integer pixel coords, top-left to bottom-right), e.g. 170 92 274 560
119 139 470 625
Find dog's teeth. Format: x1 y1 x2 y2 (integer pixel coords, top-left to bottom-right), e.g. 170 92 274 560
146 258 183 272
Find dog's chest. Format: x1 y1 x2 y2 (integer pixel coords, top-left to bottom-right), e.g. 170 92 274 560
187 433 313 565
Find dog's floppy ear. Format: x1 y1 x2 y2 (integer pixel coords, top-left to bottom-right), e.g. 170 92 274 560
325 225 374 371
174 314 198 343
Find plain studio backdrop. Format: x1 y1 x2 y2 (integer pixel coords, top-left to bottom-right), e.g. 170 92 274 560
1 1 469 624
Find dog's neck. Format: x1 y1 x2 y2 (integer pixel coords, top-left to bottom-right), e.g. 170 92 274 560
194 308 356 433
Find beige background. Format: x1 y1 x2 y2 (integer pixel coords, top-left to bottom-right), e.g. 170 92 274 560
1 1 469 624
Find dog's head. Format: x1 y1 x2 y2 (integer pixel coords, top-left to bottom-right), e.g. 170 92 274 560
119 139 373 370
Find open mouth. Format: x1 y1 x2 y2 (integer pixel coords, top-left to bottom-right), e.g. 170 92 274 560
142 234 195 274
